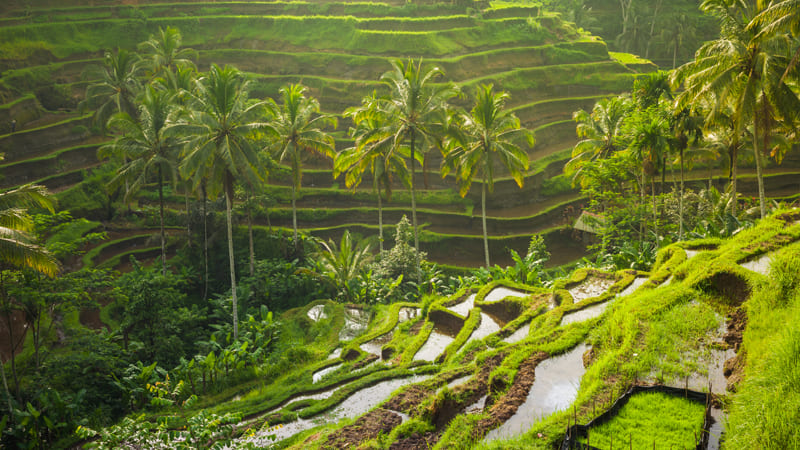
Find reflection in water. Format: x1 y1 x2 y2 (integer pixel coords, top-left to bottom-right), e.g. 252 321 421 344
447 294 476 317
339 308 371 341
484 343 589 442
467 313 502 343
313 363 342 383
568 278 615 303
360 331 394 357
413 330 455 361
307 305 327 321
484 287 528 303
237 374 432 447
503 323 530 344
560 302 611 326
617 277 648 298
398 307 420 322
740 253 772 275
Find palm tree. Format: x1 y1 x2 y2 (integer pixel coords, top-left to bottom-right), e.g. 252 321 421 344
626 107 671 241
99 86 181 276
267 83 336 254
0 182 58 409
565 95 632 187
442 84 533 268
335 94 409 253
670 107 704 240
80 48 142 129
377 59 458 274
175 64 270 340
751 0 800 82
674 0 800 218
138 26 197 79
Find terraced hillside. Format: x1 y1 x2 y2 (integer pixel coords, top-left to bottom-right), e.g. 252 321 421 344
0 0 662 270
81 208 800 448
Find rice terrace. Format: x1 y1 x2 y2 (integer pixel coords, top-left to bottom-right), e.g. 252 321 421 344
0 0 799 448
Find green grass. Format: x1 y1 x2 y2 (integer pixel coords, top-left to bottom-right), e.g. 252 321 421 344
577 391 705 449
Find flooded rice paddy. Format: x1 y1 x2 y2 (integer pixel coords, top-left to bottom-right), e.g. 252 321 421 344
503 323 531 344
360 331 394 357
484 286 528 303
617 277 648 298
339 308 371 341
740 253 772 275
484 343 589 442
413 330 455 362
568 277 614 303
307 305 327 321
313 363 342 383
467 313 502 343
446 293 475 317
560 301 611 326
398 307 421 322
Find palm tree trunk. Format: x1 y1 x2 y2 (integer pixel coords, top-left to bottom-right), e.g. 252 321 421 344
753 112 766 219
378 188 384 253
730 143 738 216
224 179 239 341
202 183 209 301
640 166 646 243
291 183 299 255
652 177 657 239
481 177 490 269
247 191 254 277
679 148 685 240
409 134 420 280
1 354 12 415
185 185 191 248
159 167 167 277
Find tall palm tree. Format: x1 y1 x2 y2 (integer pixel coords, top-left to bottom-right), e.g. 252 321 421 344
377 59 458 274
670 106 704 240
751 0 800 82
335 94 409 253
138 26 197 79
0 182 58 410
99 86 180 276
267 83 336 254
442 84 533 268
80 48 142 129
674 0 800 218
566 95 632 187
626 107 671 241
175 64 270 340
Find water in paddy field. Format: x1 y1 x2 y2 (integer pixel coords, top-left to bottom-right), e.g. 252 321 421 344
739 253 772 275
484 287 528 303
446 293 475 317
307 304 327 321
398 307 420 322
465 395 487 414
313 363 342 383
685 249 700 259
360 330 394 357
616 277 648 298
413 330 455 362
339 308 371 341
326 348 342 360
467 313 502 343
559 302 611 326
707 406 725 450
236 374 433 447
568 277 615 303
483 343 589 442
503 322 530 344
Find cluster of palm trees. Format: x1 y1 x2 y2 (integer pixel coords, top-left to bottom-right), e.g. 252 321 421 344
566 0 800 245
88 30 534 339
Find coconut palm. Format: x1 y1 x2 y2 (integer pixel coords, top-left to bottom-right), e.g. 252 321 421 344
751 0 800 81
673 0 800 218
80 48 142 129
442 84 533 268
626 107 671 240
335 94 409 253
176 64 270 340
99 86 181 276
0 182 58 407
138 26 197 79
267 83 336 254
566 95 632 187
377 59 458 274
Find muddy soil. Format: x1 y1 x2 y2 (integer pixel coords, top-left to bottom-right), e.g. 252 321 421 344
388 431 440 450
708 272 751 305
427 309 465 337
323 408 402 449
383 385 435 414
742 233 794 253
723 308 748 392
